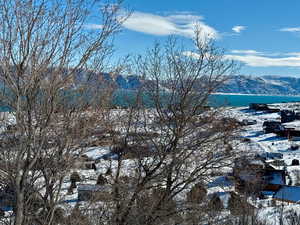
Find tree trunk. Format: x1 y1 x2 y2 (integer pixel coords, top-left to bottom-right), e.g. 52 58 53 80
14 191 24 225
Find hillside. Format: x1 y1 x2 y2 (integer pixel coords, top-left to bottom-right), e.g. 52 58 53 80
72 71 142 90
217 75 300 95
72 72 300 96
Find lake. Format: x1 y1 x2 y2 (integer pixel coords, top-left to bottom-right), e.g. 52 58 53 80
209 94 300 107
3 90 300 111
113 90 300 108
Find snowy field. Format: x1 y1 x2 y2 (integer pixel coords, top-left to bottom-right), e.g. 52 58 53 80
4 104 300 224
54 103 300 224
226 103 300 224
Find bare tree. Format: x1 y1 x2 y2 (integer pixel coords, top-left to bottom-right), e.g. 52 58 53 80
87 30 240 225
0 0 127 225
0 1 245 224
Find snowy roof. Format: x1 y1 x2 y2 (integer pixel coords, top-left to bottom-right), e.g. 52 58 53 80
261 191 275 196
249 159 265 167
77 184 110 192
283 121 300 129
273 186 300 203
82 147 115 160
261 152 283 159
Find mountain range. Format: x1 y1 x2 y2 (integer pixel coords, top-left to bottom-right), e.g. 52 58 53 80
72 71 300 96
217 75 300 95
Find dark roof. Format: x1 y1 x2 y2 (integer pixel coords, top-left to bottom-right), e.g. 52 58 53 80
273 185 300 203
265 170 285 185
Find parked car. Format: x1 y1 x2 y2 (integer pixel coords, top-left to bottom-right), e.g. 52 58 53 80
242 119 257 126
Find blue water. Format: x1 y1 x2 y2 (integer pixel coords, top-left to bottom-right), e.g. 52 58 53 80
2 90 300 111
209 94 300 107
112 90 300 108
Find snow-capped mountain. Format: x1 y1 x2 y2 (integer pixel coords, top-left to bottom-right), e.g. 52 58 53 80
72 71 300 95
217 75 300 95
72 71 142 90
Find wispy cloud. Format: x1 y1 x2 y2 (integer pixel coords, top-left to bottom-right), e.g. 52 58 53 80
119 11 218 40
84 24 104 29
185 49 300 67
226 50 300 67
182 51 212 59
232 25 246 33
230 50 300 57
225 54 300 67
230 50 262 55
284 52 300 56
279 27 300 33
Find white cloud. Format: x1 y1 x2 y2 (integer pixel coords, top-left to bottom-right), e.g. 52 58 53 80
230 50 300 58
279 27 300 33
120 11 218 40
230 50 262 55
232 26 246 33
182 51 212 59
182 51 199 58
284 52 300 56
185 49 300 67
225 54 300 67
84 24 104 29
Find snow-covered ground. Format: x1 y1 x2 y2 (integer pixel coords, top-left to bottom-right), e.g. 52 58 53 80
5 105 300 224
225 103 300 224
228 104 300 167
59 103 300 224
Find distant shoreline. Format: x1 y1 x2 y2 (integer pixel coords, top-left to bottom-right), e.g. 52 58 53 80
212 92 300 97
208 93 300 107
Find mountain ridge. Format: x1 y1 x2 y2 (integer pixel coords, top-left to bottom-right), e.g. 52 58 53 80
72 71 300 96
216 75 300 95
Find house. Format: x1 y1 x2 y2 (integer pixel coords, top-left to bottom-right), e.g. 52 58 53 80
276 127 300 138
249 103 269 111
256 152 283 160
291 143 300 151
273 185 300 203
233 158 266 193
295 112 300 120
266 107 281 113
262 121 283 134
268 160 286 168
291 159 299 166
281 110 296 123
263 168 286 192
233 157 286 193
248 103 279 113
77 184 111 202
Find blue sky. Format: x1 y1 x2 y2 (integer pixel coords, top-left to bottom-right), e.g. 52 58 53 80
92 0 300 76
